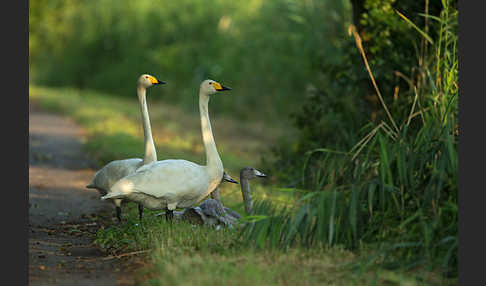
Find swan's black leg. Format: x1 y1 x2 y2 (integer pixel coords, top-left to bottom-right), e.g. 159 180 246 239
165 209 174 222
116 206 122 223
138 204 144 222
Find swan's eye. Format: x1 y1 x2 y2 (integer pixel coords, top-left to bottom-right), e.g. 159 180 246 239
145 76 149 79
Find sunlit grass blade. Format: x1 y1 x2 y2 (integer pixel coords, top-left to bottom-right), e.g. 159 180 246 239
394 9 434 44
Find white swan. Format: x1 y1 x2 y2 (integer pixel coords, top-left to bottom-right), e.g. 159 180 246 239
101 79 231 221
86 74 165 222
154 171 238 222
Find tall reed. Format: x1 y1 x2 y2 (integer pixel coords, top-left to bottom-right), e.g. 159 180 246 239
241 0 457 276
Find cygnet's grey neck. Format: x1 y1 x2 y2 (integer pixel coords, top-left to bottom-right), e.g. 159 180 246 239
240 177 253 214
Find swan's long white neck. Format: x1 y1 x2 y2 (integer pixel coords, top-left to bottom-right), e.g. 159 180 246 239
137 86 157 165
199 91 223 180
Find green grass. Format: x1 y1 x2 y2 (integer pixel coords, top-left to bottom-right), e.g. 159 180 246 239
94 204 446 286
240 1 457 281
143 247 428 286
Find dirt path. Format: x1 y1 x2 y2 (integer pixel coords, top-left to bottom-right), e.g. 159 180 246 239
29 103 138 286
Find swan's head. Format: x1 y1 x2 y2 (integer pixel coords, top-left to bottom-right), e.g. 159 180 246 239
222 172 239 184
137 74 166 89
240 167 267 180
200 79 231 95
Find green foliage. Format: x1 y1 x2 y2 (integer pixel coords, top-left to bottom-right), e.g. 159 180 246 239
244 0 458 277
29 0 352 123
265 0 452 185
30 0 458 281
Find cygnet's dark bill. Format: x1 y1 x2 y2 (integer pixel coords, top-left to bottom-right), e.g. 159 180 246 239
223 172 239 184
225 177 239 184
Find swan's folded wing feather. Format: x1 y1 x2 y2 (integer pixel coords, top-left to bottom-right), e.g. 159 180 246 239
110 159 209 199
89 158 143 190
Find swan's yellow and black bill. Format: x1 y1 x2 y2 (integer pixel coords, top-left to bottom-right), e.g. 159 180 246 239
212 81 231 91
149 75 167 85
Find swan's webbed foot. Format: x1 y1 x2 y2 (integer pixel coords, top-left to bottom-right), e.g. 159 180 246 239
116 206 122 223
138 204 144 222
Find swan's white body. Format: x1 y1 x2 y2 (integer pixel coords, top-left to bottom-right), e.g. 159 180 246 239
101 80 230 212
109 159 216 210
160 167 267 228
86 74 164 214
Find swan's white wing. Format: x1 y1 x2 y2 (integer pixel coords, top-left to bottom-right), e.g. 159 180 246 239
87 158 143 192
105 159 209 201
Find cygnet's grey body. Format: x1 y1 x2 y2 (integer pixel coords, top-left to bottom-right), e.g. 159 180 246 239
172 167 267 228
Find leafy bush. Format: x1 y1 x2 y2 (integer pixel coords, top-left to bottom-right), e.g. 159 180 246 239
265 0 453 185
244 0 458 277
30 0 352 123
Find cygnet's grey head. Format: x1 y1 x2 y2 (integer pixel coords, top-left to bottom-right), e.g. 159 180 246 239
240 167 267 180
137 74 167 89
200 79 232 96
